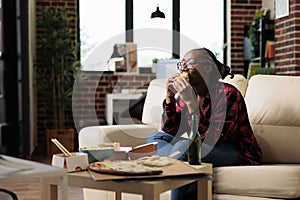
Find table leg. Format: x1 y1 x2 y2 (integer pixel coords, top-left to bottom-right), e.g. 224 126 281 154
59 174 68 200
197 178 212 200
41 175 68 200
41 179 56 200
115 191 122 200
143 194 159 200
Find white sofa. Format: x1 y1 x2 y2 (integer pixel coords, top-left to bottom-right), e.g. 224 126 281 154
79 74 300 199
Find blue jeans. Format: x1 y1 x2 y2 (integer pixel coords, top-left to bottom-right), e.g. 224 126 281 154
146 132 242 200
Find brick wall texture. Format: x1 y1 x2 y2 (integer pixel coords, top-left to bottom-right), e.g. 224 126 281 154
275 0 300 75
230 0 300 75
230 0 262 74
73 73 156 129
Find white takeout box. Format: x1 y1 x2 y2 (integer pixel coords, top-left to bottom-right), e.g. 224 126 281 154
51 152 89 172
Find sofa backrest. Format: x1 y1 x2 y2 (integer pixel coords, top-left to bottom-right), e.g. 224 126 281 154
245 75 300 163
142 79 167 129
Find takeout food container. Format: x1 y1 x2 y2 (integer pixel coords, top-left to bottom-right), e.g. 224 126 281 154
51 152 89 172
79 147 115 163
110 142 158 160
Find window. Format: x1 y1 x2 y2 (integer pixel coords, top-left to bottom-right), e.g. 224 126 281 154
133 0 172 67
79 0 125 71
180 0 224 61
79 0 224 70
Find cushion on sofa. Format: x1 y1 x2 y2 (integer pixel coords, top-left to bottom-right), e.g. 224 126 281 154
245 75 300 163
251 124 300 163
142 78 166 128
213 194 285 200
245 75 300 127
213 164 300 199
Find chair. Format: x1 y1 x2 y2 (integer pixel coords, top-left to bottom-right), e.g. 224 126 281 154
0 189 18 200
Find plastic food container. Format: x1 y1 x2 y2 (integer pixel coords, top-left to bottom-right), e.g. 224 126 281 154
79 147 114 163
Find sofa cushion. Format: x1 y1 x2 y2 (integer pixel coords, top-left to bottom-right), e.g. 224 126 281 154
245 75 300 163
142 79 166 128
213 164 300 199
213 194 284 200
245 75 300 127
251 124 300 163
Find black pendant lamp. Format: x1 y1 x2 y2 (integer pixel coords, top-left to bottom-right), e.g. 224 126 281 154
110 45 121 59
107 44 124 72
151 5 165 19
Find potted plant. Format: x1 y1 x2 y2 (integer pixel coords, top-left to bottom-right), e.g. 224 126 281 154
35 7 81 156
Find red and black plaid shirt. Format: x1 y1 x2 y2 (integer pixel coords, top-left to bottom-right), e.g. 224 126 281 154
161 82 263 165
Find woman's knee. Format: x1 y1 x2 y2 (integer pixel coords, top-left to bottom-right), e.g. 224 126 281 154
147 132 174 143
146 132 163 143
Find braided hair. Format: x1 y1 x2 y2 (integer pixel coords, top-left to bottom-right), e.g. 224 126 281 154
202 48 234 79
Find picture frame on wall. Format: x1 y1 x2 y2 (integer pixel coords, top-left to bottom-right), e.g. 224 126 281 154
114 43 138 74
275 0 289 19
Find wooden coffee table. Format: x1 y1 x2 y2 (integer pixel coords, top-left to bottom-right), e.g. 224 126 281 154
65 162 212 200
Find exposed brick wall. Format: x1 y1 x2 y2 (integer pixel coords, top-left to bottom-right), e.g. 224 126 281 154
230 0 262 74
35 0 78 41
230 0 300 75
73 73 156 130
275 0 300 75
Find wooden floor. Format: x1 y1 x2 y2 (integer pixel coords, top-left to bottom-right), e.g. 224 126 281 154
1 155 84 200
1 180 84 200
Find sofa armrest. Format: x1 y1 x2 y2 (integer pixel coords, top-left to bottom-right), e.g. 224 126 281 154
79 124 158 148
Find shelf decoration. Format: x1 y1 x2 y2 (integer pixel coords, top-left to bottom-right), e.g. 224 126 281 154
265 40 275 59
114 43 138 74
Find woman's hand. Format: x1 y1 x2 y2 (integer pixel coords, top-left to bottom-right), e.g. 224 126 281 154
172 76 198 113
166 74 179 103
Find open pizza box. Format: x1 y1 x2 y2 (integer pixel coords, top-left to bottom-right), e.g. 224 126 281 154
107 142 158 160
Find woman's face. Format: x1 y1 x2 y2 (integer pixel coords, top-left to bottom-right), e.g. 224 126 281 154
180 49 214 86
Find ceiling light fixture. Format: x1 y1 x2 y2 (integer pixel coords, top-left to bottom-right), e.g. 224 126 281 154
151 4 165 19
